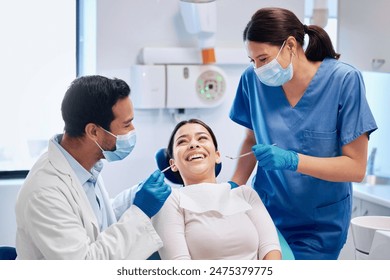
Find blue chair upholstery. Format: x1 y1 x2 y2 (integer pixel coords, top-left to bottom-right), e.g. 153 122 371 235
277 229 295 260
0 246 17 260
154 148 294 260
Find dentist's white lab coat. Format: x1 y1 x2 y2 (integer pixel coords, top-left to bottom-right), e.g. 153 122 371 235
15 138 162 259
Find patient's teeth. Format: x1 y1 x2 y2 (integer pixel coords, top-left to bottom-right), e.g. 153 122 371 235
188 153 205 161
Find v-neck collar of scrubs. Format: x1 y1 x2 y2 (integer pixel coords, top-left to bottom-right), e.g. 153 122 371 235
281 59 325 110
277 58 328 130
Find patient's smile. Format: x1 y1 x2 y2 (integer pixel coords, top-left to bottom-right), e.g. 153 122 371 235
187 153 206 161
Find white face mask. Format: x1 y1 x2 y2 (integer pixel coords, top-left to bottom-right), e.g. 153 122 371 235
95 128 136 162
254 41 293 87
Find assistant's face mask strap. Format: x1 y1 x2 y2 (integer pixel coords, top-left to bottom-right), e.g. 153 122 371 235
275 40 287 61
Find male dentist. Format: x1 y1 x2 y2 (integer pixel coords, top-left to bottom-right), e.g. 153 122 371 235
15 75 171 259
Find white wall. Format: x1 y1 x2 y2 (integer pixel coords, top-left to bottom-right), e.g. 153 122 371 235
95 0 305 196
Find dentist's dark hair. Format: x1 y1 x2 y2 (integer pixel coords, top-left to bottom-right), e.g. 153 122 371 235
243 7 340 61
61 75 131 137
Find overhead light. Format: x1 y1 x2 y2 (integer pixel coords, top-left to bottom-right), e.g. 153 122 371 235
310 0 329 28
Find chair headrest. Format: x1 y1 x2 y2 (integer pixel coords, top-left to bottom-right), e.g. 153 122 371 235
155 148 222 185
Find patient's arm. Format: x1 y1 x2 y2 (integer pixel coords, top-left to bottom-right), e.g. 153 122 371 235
263 250 282 260
241 186 282 260
152 191 191 260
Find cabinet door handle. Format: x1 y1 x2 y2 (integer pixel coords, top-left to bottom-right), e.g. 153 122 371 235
362 209 369 216
372 58 386 70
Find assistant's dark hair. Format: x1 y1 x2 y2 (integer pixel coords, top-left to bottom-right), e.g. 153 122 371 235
243 7 340 61
61 75 130 137
166 119 218 184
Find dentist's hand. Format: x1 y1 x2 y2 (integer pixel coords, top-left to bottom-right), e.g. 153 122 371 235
133 170 171 218
252 144 299 171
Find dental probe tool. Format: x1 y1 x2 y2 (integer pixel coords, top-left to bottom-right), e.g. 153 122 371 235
225 151 253 160
136 164 176 192
225 143 277 160
161 164 175 173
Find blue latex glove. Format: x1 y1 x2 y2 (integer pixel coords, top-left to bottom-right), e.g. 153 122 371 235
252 144 299 171
228 181 239 189
133 170 171 218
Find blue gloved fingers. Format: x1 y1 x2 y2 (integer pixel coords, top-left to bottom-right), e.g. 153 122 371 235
252 144 268 158
144 182 171 217
152 181 169 195
145 170 164 184
133 172 172 218
254 145 273 167
140 170 165 191
252 144 299 171
159 183 172 198
258 157 274 169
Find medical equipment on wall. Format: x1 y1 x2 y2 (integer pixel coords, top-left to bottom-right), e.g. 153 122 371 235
351 216 390 259
131 0 247 110
130 64 227 109
179 0 217 64
310 0 328 28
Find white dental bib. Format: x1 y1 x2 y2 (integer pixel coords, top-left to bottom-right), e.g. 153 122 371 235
178 183 252 215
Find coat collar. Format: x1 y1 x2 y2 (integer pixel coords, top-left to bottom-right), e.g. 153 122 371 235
48 134 101 232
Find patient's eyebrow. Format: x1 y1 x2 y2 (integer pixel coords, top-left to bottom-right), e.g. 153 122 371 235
175 134 189 143
175 132 209 143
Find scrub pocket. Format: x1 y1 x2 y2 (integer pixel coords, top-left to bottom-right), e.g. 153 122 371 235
313 194 351 251
302 130 339 157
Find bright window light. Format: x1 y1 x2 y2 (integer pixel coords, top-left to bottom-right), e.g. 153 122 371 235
0 0 76 175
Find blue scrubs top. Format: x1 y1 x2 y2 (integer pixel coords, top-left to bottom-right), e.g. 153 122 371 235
230 58 377 259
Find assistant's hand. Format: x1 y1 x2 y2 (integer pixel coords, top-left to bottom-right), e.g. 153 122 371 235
133 170 171 218
228 181 239 189
252 144 299 171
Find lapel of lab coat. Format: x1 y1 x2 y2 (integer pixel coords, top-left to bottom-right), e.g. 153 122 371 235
95 176 117 225
47 140 101 239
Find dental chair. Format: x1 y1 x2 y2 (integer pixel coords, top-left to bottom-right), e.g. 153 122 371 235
152 148 294 260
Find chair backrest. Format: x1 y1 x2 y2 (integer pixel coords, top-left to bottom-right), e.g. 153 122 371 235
276 229 295 260
0 246 17 260
155 148 222 184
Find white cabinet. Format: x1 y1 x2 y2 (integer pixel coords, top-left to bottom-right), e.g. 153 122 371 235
338 0 390 72
340 186 390 259
352 196 390 217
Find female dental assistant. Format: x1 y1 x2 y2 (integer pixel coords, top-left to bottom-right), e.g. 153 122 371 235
229 7 377 260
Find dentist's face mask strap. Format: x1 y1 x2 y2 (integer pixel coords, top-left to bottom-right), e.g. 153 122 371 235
254 40 293 87
95 127 136 162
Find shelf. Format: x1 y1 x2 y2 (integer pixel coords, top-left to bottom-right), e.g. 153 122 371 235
138 47 249 65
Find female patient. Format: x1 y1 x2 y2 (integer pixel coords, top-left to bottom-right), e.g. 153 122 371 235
152 119 281 260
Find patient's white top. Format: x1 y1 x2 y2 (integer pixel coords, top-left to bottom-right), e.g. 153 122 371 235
152 183 281 260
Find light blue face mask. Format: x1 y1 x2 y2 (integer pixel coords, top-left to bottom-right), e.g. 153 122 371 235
254 41 293 87
95 128 136 162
